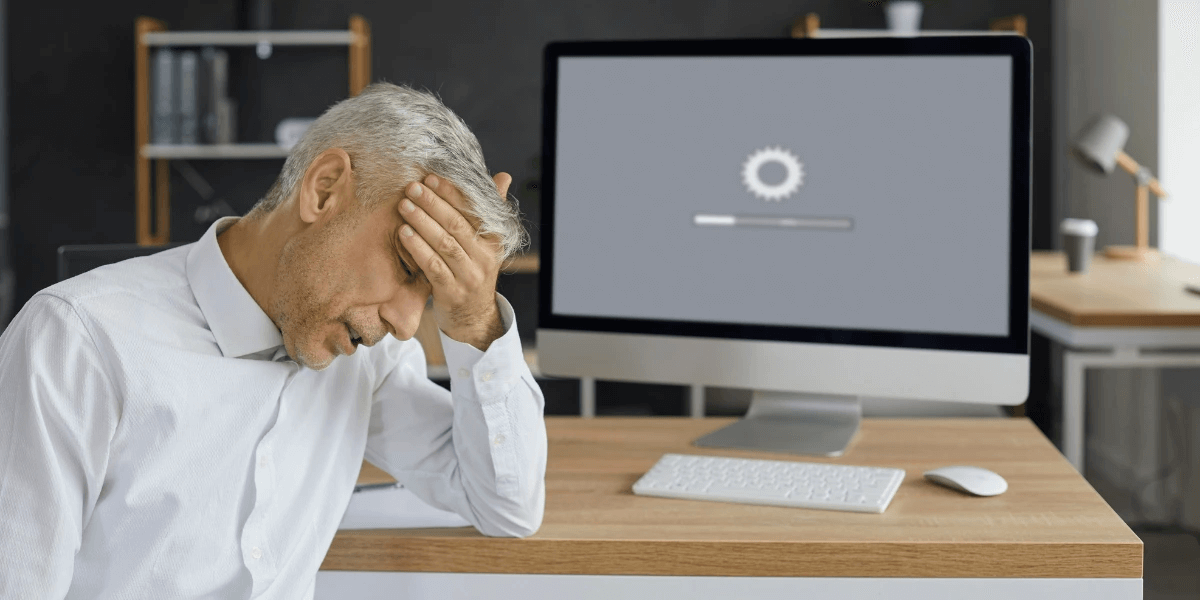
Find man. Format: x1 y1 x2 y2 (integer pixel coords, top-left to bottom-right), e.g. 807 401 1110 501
0 83 547 598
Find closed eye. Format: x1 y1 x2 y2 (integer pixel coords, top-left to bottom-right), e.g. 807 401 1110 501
387 231 410 279
392 228 430 286
392 241 427 285
393 253 417 285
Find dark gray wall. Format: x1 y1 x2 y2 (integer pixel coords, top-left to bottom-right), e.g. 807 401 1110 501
0 0 11 328
7 0 1054 414
9 0 1053 303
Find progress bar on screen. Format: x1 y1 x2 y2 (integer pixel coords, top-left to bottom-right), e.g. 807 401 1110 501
693 213 854 231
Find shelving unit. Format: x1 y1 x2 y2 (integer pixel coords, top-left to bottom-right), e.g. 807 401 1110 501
791 13 1027 38
134 15 372 245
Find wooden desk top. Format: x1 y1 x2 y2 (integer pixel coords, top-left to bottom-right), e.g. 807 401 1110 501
326 417 1141 578
1031 250 1200 327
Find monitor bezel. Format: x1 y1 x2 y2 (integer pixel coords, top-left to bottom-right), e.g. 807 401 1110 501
539 36 1032 356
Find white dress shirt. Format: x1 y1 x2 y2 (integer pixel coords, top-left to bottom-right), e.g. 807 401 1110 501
0 217 547 599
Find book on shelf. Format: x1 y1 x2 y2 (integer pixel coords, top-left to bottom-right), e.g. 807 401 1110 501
151 48 177 144
216 98 237 145
178 51 199 144
201 47 235 144
150 47 237 147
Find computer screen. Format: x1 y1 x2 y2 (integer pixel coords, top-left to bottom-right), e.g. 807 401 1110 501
552 55 1011 338
537 37 1031 455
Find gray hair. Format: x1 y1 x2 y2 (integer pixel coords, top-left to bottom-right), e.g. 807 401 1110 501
251 82 528 260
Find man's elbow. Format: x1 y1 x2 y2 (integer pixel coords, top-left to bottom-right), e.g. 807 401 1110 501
476 489 544 538
480 517 541 538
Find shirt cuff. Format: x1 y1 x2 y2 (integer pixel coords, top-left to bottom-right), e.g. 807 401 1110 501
438 293 521 380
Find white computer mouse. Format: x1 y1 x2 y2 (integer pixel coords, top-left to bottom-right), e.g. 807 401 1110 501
923 466 1008 497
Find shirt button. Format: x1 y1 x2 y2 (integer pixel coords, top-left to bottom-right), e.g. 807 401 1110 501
251 547 262 560
259 455 270 468
481 371 494 382
457 368 470 379
493 434 506 445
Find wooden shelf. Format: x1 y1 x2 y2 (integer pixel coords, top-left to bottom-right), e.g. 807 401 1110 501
142 30 357 47
141 143 290 159
502 252 539 274
792 13 1027 39
810 29 1020 38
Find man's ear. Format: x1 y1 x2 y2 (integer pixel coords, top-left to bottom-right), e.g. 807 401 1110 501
296 148 354 224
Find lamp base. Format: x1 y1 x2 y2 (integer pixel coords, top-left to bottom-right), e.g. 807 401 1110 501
1103 245 1159 261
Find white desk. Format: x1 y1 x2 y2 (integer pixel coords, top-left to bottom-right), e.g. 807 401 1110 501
1030 251 1200 472
318 417 1141 599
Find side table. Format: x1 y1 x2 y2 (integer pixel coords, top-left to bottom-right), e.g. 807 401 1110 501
1030 251 1200 471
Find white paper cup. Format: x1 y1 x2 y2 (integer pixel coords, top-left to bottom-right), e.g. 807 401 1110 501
1060 218 1098 273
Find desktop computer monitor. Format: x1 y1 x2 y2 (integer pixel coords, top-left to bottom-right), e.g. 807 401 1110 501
537 37 1031 456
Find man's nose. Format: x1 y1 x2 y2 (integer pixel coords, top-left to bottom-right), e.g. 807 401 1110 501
380 288 427 341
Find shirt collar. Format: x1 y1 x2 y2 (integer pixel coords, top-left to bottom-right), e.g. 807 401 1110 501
186 217 286 359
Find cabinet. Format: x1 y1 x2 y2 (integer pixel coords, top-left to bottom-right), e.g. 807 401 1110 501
133 16 372 245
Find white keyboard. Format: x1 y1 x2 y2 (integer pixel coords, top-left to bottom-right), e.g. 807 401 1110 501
632 453 905 514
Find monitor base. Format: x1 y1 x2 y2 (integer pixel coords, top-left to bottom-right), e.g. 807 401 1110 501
693 391 861 457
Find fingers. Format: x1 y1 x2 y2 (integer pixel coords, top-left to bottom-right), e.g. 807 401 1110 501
397 220 454 287
397 174 504 292
403 174 508 263
401 178 480 267
493 172 513 199
399 192 466 287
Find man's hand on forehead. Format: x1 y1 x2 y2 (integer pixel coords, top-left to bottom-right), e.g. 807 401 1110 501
397 172 512 349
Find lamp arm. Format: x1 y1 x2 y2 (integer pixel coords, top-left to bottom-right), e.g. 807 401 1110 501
1147 176 1167 199
1114 150 1140 175
1115 150 1168 199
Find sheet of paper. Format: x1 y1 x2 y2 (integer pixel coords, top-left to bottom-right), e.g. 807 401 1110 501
337 484 472 530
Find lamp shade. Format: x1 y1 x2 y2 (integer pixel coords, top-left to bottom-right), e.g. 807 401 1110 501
1072 114 1129 175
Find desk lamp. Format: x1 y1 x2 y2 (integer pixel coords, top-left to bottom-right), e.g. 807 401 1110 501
1071 114 1169 260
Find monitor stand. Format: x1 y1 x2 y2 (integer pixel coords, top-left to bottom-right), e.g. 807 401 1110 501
693 391 861 457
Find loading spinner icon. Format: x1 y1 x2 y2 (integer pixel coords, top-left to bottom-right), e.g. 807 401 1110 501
741 146 804 202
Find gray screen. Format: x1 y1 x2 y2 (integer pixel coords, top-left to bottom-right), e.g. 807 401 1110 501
552 55 1012 337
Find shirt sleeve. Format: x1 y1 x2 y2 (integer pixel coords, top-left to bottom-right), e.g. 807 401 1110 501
0 294 121 597
363 293 547 537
